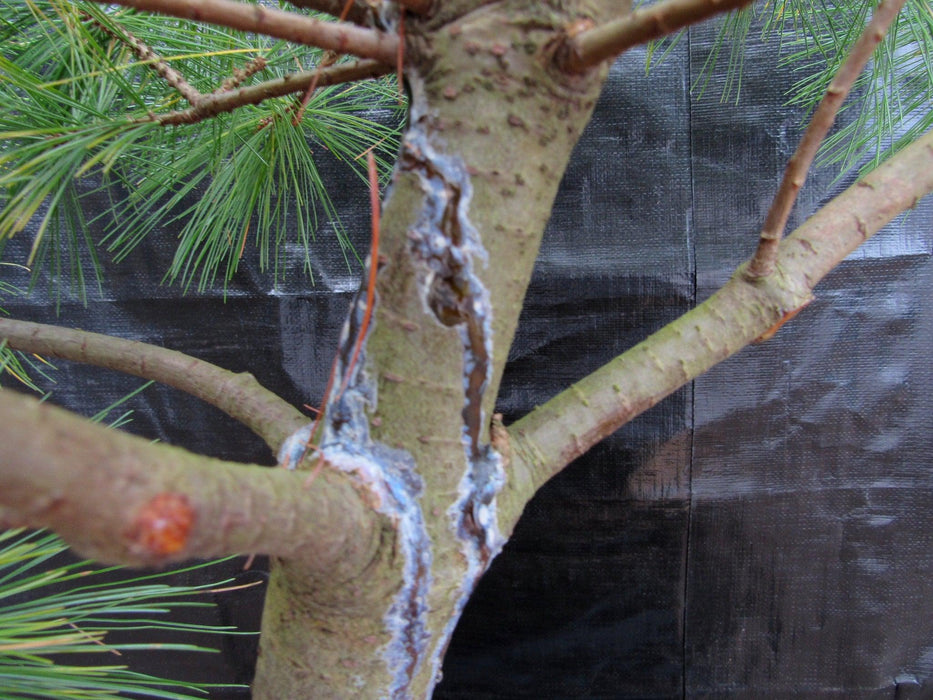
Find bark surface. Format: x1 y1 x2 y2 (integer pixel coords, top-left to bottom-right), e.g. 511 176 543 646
252 1 619 696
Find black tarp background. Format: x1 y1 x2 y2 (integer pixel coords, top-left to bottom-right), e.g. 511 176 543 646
2 18 932 699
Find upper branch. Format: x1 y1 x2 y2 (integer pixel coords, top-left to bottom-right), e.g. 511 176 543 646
556 0 756 73
396 0 434 13
0 318 307 453
286 0 436 22
285 0 378 25
88 0 399 64
0 389 381 573
745 0 907 279
499 126 933 519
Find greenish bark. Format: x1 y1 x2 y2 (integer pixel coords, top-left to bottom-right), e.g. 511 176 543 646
252 2 620 697
0 390 380 573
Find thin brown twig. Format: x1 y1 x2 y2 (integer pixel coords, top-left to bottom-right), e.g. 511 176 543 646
556 0 755 73
86 0 398 64
291 0 356 124
745 0 908 279
289 0 356 127
395 7 405 101
153 59 391 126
298 151 382 479
292 51 339 125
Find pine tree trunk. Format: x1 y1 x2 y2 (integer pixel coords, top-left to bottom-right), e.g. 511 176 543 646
252 2 616 696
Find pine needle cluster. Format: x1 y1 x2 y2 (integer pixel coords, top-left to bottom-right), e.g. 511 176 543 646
647 0 933 174
0 0 402 299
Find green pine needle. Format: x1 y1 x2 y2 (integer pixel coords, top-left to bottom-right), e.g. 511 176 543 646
0 266 57 391
645 0 933 176
0 0 402 299
0 529 251 699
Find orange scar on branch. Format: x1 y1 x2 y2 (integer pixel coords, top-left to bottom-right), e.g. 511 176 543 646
128 492 195 556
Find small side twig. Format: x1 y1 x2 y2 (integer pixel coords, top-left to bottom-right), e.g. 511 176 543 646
556 0 755 73
298 150 382 478
506 123 933 501
85 13 203 105
745 0 907 280
218 55 268 92
153 59 390 126
292 51 339 125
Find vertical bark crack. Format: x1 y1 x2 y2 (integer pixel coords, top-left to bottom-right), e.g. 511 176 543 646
277 263 433 697
400 112 507 684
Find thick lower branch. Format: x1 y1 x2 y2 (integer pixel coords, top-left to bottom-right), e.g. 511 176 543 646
0 318 307 453
0 390 381 573
501 126 933 518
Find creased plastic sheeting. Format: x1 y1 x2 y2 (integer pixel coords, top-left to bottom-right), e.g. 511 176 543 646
685 258 933 696
682 18 933 697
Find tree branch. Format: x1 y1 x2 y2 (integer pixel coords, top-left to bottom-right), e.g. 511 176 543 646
0 318 307 453
396 0 434 13
88 0 399 64
285 0 377 25
500 126 933 514
216 55 268 91
285 0 434 23
745 0 907 279
0 389 381 573
556 0 755 73
154 58 390 125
